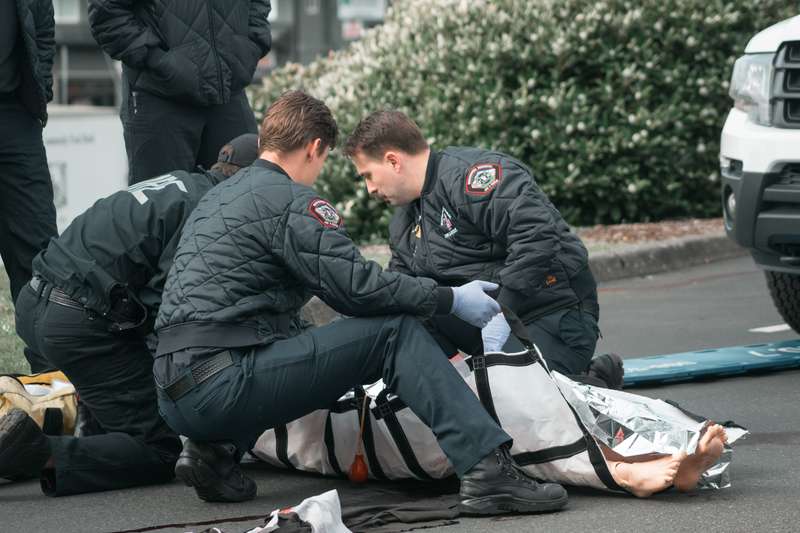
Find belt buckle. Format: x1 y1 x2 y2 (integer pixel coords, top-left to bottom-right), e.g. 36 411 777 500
29 276 43 294
375 401 393 419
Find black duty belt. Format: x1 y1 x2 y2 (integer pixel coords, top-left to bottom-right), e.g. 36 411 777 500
30 276 84 311
162 350 234 402
30 276 145 330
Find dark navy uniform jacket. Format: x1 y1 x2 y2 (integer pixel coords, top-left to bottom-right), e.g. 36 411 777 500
33 170 224 323
155 159 453 357
388 147 598 323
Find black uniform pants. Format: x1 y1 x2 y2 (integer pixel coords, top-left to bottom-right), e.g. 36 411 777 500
120 81 257 184
428 306 599 376
14 281 181 496
156 315 511 477
502 306 599 375
0 93 58 373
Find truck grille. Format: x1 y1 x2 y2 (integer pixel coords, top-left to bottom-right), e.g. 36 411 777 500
773 41 800 128
787 70 800 91
779 164 800 184
789 41 800 62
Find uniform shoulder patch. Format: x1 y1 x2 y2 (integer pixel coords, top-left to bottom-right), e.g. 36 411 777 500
308 198 342 228
465 163 502 196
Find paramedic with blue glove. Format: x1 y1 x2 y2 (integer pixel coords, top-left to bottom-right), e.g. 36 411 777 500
345 110 623 389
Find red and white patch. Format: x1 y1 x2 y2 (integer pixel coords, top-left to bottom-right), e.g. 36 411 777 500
465 163 502 196
308 198 342 228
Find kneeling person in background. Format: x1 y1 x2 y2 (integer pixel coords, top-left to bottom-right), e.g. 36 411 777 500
0 134 258 496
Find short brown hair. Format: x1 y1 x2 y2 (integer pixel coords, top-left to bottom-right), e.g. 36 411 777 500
344 110 428 160
259 90 338 155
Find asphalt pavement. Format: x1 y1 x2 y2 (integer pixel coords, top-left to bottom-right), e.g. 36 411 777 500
2 255 799 533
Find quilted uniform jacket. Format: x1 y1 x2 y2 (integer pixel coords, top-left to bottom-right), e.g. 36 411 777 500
388 147 598 323
155 159 453 356
88 0 271 106
15 0 55 125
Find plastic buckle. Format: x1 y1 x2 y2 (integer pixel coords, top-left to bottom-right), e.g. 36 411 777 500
472 356 486 370
375 402 393 419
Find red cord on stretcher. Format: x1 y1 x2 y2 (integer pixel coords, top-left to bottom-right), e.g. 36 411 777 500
348 394 370 484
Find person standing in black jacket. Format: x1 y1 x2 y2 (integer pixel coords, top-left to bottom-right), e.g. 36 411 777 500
0 0 58 373
0 135 259 497
345 111 623 389
87 0 271 184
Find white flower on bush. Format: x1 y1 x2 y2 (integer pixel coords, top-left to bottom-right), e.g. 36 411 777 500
622 66 636 79
251 0 795 238
627 183 638 194
552 36 567 55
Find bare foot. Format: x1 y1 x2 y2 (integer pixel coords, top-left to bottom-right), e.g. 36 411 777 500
674 424 728 492
612 453 685 498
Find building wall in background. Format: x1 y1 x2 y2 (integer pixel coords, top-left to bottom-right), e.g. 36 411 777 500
44 106 128 231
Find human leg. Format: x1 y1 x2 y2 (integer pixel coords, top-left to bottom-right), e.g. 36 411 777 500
597 423 728 497
196 90 257 171
166 316 509 473
603 448 685 498
674 424 728 492
422 314 484 357
120 83 203 184
0 97 57 372
16 287 181 495
503 307 598 376
163 316 567 512
0 408 51 480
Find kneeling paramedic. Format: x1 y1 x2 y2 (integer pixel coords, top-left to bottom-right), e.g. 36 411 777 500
154 90 568 515
0 134 258 496
344 111 622 388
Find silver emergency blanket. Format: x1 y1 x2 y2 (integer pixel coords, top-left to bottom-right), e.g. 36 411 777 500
552 372 748 490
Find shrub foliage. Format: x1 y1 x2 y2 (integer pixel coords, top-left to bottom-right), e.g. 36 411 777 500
250 0 795 242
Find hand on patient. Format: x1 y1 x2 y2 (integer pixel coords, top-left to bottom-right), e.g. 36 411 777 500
482 312 511 352
451 280 501 328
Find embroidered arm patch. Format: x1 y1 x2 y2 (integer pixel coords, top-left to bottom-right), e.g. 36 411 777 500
308 198 343 228
465 163 502 196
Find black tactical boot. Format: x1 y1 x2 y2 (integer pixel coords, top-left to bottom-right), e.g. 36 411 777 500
174 439 256 502
587 352 625 389
0 408 51 480
459 445 568 515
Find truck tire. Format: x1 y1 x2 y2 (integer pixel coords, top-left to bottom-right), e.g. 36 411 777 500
765 271 800 333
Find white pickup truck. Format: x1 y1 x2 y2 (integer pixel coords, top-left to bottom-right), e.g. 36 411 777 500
721 14 800 331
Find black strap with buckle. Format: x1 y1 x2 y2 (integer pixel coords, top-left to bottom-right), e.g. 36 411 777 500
31 276 86 311
48 287 85 311
163 350 234 401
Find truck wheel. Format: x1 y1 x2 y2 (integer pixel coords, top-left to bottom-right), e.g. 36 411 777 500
765 271 800 333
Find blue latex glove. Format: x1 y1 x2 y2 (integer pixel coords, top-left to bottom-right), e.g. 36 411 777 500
450 280 501 328
482 312 511 353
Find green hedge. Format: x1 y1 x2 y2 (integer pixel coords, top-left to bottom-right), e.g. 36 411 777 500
250 0 796 242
